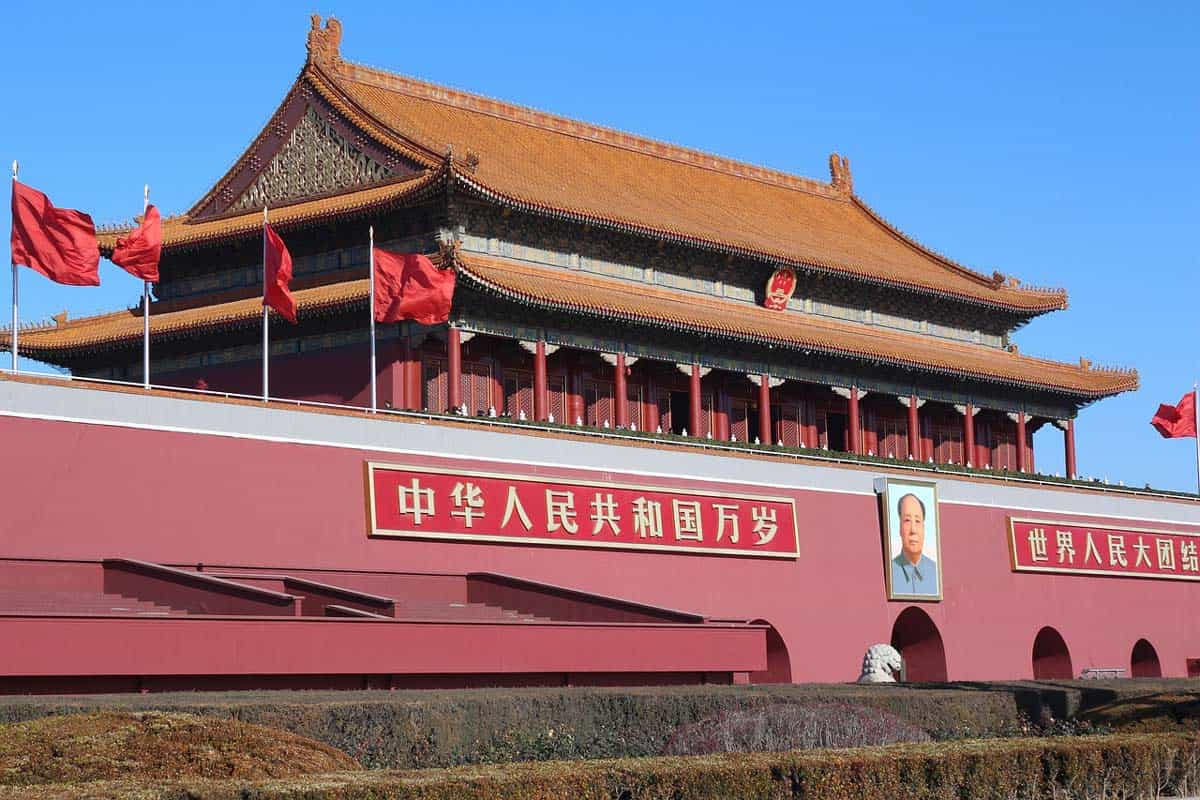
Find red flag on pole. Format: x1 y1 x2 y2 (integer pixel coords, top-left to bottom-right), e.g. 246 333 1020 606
111 205 161 282
263 224 296 324
373 249 455 324
10 181 100 286
1151 391 1197 439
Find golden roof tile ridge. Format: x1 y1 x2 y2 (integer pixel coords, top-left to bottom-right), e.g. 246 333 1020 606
331 59 844 201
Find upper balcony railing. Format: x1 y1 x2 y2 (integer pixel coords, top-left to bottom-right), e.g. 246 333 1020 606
1 367 1194 502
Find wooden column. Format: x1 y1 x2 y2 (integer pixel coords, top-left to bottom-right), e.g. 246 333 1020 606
714 385 730 441
758 374 773 445
407 345 423 410
533 340 548 421
569 369 585 425
1016 411 1028 472
963 403 976 465
645 373 660 433
1065 419 1077 479
689 363 702 436
907 395 920 458
614 353 628 428
848 386 861 455
447 325 462 412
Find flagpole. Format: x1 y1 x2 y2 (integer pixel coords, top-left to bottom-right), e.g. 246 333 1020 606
369 226 376 413
1194 382 1199 495
142 184 150 390
10 160 19 373
262 205 269 403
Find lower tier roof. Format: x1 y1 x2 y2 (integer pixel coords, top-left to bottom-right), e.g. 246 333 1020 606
1 254 1135 400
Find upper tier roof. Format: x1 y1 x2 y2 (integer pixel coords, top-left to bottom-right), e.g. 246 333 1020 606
100 16 1067 316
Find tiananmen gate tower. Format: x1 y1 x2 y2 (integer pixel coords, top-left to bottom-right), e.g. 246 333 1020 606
0 16 1195 692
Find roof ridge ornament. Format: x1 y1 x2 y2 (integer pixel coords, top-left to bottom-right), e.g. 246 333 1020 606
829 152 853 194
306 15 343 69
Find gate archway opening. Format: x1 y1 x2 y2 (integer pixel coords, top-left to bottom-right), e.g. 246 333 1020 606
890 606 947 682
1131 638 1162 678
1032 626 1073 679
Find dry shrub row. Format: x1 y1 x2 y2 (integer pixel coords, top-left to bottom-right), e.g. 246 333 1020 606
20 732 1200 800
0 684 1032 768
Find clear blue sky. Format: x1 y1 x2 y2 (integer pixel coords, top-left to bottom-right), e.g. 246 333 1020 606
2 2 1196 491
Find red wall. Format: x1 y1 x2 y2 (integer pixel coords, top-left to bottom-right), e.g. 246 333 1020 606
2 412 1198 682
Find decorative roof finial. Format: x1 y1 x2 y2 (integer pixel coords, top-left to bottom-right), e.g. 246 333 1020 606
306 15 343 69
829 152 853 194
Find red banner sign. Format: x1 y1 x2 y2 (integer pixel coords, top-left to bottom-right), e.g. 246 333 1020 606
367 462 800 558
763 267 798 311
1010 518 1200 581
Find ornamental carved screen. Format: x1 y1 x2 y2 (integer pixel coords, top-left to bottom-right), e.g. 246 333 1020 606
230 106 393 212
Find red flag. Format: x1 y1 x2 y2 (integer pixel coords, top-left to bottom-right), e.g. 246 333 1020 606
10 182 100 286
111 205 161 282
373 249 455 324
263 224 296 324
1151 391 1197 439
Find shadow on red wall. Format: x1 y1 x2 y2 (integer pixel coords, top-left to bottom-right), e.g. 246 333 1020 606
1032 626 1073 680
891 606 947 682
748 620 792 684
1131 638 1162 678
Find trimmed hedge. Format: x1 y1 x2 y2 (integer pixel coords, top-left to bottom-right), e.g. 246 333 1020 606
0 684 1034 769
17 732 1200 800
1 681 1187 770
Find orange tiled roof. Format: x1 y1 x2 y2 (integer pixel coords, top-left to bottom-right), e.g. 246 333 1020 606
455 254 1133 399
2 280 369 359
101 17 1066 315
96 169 444 253
3 254 1135 399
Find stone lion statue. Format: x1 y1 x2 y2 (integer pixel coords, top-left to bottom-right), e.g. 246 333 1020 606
858 643 903 683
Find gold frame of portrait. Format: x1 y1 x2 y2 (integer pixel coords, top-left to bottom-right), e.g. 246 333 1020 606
880 477 943 602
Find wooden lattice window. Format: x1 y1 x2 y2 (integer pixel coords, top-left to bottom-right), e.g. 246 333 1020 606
730 399 752 442
548 374 568 424
585 379 613 427
504 369 534 420
775 403 803 448
990 423 1018 470
931 421 964 465
875 414 910 459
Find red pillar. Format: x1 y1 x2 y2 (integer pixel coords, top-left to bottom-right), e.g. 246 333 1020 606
758 374 773 445
714 386 730 441
907 395 920 459
1016 411 1027 472
614 353 628 428
963 403 976 465
645 374 660 433
569 369 585 425
407 347 423 410
1065 419 1077 479
689 363 702 436
533 340 548 421
847 387 861 455
447 325 462 412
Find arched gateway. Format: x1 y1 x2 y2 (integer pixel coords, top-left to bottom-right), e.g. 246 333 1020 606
1131 639 1162 678
1031 626 1073 679
890 607 947 682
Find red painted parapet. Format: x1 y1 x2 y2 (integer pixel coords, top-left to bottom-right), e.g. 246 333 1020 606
102 559 299 616
0 616 767 678
466 572 709 624
367 462 800 558
1011 519 1200 581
